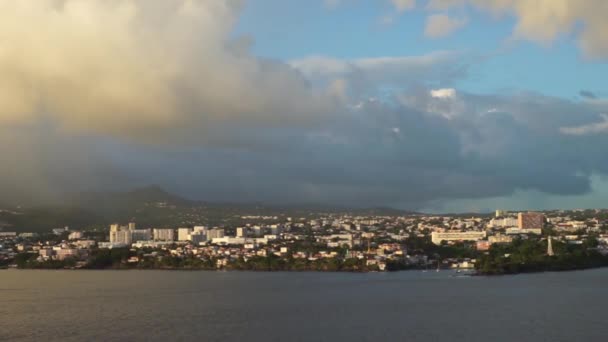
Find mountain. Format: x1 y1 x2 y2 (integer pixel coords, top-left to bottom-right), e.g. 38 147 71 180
0 185 420 232
70 185 196 211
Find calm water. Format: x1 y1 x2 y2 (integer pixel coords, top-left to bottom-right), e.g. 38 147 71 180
2 269 608 341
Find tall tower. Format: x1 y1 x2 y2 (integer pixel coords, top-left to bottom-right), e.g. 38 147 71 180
547 236 554 256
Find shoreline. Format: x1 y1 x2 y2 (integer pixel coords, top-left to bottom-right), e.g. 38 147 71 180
5 265 608 276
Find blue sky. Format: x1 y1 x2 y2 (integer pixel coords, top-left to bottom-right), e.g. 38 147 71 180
236 0 607 99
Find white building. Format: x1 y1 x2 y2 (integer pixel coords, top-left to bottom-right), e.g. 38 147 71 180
236 227 247 237
211 237 247 245
68 231 83 240
110 229 132 245
193 226 207 234
431 231 487 245
153 229 175 241
177 228 193 241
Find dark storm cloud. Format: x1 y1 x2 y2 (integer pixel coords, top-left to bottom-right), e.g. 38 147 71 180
50 88 606 210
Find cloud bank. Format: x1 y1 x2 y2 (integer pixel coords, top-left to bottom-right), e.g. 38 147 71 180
0 0 334 144
1 0 608 210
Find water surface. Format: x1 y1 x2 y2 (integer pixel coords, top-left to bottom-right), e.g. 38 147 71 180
2 269 607 341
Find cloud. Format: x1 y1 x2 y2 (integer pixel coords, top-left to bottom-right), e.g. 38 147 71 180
427 0 608 59
2 1 608 210
391 0 416 12
0 0 335 144
430 88 457 99
290 51 469 98
324 0 415 12
580 90 597 99
424 14 468 38
560 114 608 136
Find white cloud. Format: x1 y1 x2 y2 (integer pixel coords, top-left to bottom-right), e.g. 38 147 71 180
427 0 608 59
560 114 608 136
290 51 467 98
0 0 334 143
430 88 457 99
391 0 416 12
424 14 468 38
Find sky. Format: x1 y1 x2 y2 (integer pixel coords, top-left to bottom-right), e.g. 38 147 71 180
1 0 608 213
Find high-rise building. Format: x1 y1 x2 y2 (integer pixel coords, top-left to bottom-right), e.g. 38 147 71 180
236 227 247 238
207 228 225 240
110 224 120 233
495 210 507 218
153 228 175 241
128 222 136 231
110 229 132 245
132 229 152 242
177 228 193 241
190 231 206 244
518 212 545 229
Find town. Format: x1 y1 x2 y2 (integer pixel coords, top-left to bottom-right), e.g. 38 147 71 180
2 208 608 274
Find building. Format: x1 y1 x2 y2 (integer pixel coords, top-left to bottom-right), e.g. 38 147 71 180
518 212 545 229
495 210 507 218
190 231 206 244
489 234 513 244
236 227 247 238
55 248 80 261
476 240 491 251
177 228 193 241
193 226 207 234
153 229 175 242
207 228 225 240
68 231 83 240
110 229 132 245
488 217 518 228
39 248 54 259
506 228 542 235
131 229 152 242
431 231 487 245
128 222 137 231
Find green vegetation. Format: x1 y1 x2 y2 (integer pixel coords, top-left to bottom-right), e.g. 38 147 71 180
476 237 608 275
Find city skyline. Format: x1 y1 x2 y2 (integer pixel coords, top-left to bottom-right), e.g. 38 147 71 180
1 1 608 213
